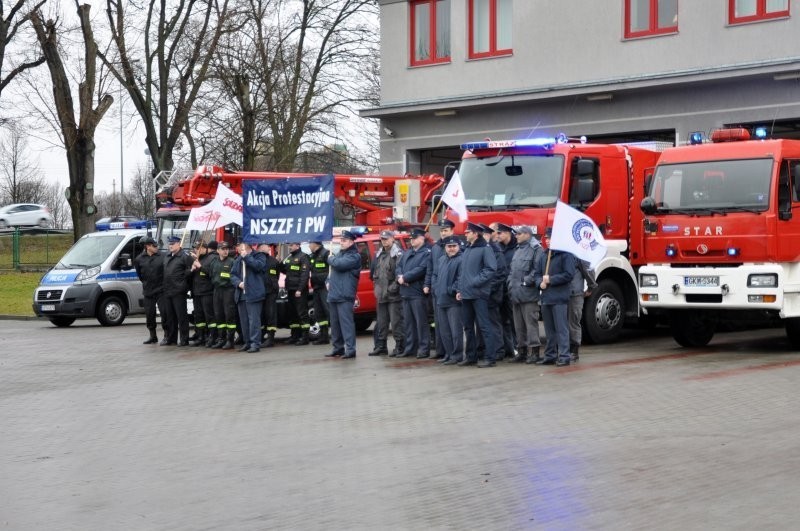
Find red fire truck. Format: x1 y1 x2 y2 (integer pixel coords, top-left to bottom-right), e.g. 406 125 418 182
154 165 443 338
449 135 662 344
637 127 800 347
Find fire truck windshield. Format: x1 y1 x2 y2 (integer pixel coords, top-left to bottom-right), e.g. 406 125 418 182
647 158 773 214
459 155 564 208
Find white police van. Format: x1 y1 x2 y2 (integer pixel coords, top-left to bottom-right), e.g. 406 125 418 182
33 220 153 327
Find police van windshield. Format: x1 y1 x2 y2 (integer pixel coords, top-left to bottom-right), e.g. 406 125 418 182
458 155 564 208
57 235 124 268
647 158 773 213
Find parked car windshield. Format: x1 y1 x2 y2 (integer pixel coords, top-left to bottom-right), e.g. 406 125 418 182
57 235 124 268
648 158 773 212
458 154 565 208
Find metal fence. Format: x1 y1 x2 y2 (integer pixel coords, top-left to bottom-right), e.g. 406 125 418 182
0 228 74 271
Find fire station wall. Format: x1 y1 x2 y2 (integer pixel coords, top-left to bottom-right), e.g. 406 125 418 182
377 0 800 107
378 76 800 175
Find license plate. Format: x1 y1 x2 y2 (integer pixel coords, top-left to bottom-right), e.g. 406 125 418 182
684 276 719 287
40 304 56 312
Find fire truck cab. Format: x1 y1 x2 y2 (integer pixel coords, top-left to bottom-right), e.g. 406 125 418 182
638 127 800 347
451 135 661 344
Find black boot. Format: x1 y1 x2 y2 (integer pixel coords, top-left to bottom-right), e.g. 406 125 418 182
286 328 300 344
570 343 580 362
222 330 235 350
191 330 206 347
205 329 217 348
526 347 542 364
143 330 158 344
263 330 275 348
508 347 527 363
295 330 309 346
311 326 329 345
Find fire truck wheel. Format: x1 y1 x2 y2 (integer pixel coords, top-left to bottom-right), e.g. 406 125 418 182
669 310 716 348
784 318 800 349
582 279 625 344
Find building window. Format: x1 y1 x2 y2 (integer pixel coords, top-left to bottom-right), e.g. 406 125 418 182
468 0 512 59
410 0 450 66
624 0 678 38
729 0 789 24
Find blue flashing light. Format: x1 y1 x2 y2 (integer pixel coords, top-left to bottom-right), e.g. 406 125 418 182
665 245 677 257
689 131 704 145
727 247 740 257
754 127 768 139
514 137 557 148
96 219 152 231
461 141 490 150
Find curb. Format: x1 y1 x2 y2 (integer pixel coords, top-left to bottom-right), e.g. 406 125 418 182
0 315 44 321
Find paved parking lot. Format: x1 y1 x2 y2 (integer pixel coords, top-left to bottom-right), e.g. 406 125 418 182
2 318 800 530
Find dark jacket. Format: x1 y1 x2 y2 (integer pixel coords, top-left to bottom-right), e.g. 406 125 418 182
488 240 508 306
327 245 361 302
209 255 235 290
308 246 330 290
533 250 577 305
396 243 431 298
508 239 544 304
570 259 598 296
264 253 280 293
500 235 518 269
162 250 194 297
457 237 497 300
192 251 217 297
432 252 462 307
231 251 268 303
281 249 311 291
370 242 403 303
134 251 164 298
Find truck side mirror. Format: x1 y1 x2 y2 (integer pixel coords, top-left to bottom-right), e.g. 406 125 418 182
640 196 657 215
444 162 460 181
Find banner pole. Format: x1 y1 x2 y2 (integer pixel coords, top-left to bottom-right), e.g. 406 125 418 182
425 197 445 232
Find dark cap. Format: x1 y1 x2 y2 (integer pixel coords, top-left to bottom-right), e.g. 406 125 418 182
341 230 356 241
139 236 157 246
438 219 456 229
379 230 395 239
311 241 323 246
443 236 460 246
465 222 483 233
193 239 206 249
479 224 494 234
218 241 231 250
410 228 426 239
516 225 534 236
495 222 514 233
207 241 218 250
167 236 181 244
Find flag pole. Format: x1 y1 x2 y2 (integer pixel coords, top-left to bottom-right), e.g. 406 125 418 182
544 250 552 276
425 197 446 232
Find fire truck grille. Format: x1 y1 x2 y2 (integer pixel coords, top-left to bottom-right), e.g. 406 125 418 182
37 290 63 301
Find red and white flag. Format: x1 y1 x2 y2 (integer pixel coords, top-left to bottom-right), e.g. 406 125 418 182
185 182 243 230
441 170 468 220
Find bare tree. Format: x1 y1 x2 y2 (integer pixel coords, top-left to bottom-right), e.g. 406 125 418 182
123 163 156 219
100 0 232 176
0 0 46 105
30 3 113 241
192 0 378 172
0 122 47 203
94 190 122 218
39 180 71 229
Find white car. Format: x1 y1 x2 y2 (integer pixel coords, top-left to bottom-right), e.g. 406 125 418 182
0 203 54 228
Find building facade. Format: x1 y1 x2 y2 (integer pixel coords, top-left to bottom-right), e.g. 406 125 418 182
363 0 800 176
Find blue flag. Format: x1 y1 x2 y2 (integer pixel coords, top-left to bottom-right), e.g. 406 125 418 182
242 175 334 244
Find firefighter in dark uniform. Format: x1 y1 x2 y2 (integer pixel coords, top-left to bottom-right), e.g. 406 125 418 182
308 241 331 345
479 223 508 362
210 241 237 349
134 236 164 344
324 230 362 359
161 236 194 346
281 242 311 345
260 244 280 348
189 240 216 347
